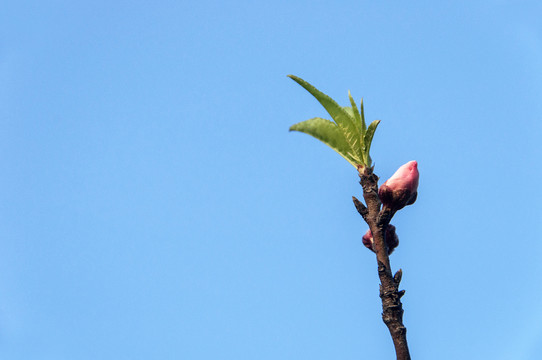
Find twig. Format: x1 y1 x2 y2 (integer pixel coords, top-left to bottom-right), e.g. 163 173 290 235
354 166 411 360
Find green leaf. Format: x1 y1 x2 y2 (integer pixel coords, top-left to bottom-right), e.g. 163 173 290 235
359 98 367 133
363 119 381 166
348 91 362 133
289 117 359 168
342 106 357 122
288 75 382 169
287 75 363 162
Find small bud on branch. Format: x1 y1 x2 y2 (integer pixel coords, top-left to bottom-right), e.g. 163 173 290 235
362 224 400 255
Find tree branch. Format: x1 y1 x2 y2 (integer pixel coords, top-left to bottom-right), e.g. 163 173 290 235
355 166 411 360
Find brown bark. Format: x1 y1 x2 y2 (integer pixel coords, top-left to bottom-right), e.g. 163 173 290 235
353 166 411 360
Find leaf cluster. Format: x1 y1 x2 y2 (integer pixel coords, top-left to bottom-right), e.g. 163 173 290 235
288 75 380 169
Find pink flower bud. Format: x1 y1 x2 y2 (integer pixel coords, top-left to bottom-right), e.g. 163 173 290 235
378 161 419 211
362 225 399 255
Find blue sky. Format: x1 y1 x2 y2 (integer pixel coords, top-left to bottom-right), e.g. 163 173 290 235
1 1 542 359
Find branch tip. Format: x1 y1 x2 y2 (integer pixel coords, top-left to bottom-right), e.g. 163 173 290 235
352 196 369 219
394 269 403 284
